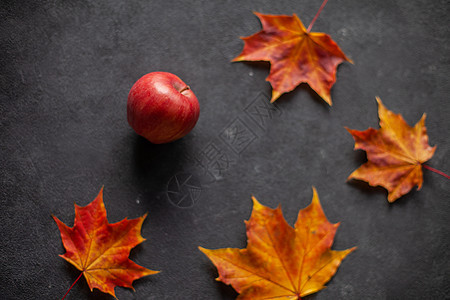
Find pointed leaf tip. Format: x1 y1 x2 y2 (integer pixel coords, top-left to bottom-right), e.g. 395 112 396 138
270 90 282 103
251 195 260 206
310 186 322 208
311 186 318 199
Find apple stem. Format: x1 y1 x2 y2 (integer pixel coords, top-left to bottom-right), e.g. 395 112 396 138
307 0 329 33
423 164 450 179
61 272 83 300
179 85 190 93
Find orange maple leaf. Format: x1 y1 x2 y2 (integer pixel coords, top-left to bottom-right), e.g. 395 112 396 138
199 188 355 299
346 97 436 202
233 12 352 104
53 187 159 298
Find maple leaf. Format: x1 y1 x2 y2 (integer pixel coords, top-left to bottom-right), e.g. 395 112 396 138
233 12 352 104
346 97 436 202
53 187 159 298
199 187 355 299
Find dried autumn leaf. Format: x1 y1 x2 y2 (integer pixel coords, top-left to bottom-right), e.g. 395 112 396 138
53 187 158 298
233 12 352 104
346 97 436 202
199 187 355 299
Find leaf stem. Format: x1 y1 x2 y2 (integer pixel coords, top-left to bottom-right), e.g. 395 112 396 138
307 0 329 33
61 272 83 300
423 164 450 179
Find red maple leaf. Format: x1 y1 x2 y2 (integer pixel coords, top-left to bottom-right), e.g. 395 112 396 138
233 7 351 104
53 187 158 298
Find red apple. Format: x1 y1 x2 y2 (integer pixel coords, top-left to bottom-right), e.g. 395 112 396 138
127 72 200 144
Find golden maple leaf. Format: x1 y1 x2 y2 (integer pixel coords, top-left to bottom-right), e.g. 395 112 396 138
233 12 352 104
53 188 159 298
199 188 355 299
346 97 436 202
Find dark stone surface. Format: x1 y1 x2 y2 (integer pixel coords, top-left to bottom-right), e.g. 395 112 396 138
1 0 449 299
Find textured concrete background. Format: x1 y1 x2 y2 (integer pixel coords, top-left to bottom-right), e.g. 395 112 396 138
1 0 449 299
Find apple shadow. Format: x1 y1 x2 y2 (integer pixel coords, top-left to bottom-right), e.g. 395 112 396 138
131 134 196 208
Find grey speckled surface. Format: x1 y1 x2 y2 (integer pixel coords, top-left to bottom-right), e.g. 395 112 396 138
1 0 449 299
